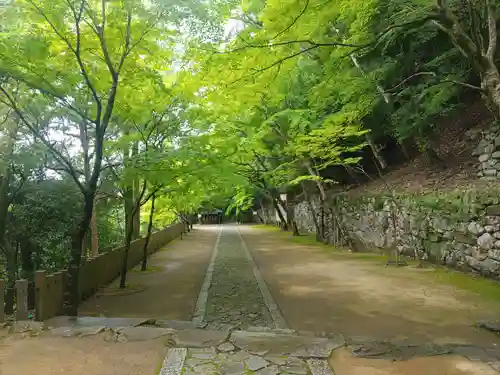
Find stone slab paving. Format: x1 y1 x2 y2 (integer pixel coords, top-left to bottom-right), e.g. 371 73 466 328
44 315 153 329
197 226 278 329
161 328 338 375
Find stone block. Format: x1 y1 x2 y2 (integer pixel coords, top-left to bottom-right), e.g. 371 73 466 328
427 232 441 242
454 232 477 245
489 249 500 261
487 205 500 216
479 154 490 162
230 331 344 358
475 139 489 155
15 279 29 321
175 329 229 348
485 225 495 233
116 326 175 342
465 256 481 270
476 258 500 276
478 232 495 250
484 169 497 176
245 356 270 371
492 151 500 159
467 221 484 235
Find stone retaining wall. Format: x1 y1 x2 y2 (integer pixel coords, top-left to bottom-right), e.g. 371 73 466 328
288 188 500 279
473 124 500 180
1 223 186 322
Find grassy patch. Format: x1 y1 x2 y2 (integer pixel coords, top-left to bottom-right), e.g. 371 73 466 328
254 224 389 256
130 265 163 274
290 233 330 247
330 251 388 262
96 283 146 296
424 267 500 305
252 224 281 231
158 245 172 252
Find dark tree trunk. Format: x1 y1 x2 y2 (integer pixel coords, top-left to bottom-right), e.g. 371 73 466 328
66 192 94 316
141 194 156 271
90 200 99 257
132 142 141 240
120 207 136 289
287 202 300 236
20 239 34 280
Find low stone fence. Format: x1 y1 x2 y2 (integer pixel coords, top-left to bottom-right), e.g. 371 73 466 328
1 223 186 322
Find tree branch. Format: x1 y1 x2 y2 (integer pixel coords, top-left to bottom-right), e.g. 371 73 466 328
485 0 497 61
271 0 309 40
387 71 483 93
27 0 102 121
0 85 86 192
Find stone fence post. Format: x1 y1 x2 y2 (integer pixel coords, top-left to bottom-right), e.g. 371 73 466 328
0 279 4 323
16 279 28 321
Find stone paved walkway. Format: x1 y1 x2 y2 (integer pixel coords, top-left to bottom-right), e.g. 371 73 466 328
193 226 285 330
204 227 271 328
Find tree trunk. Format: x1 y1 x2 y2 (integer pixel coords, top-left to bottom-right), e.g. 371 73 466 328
365 133 387 170
90 198 99 257
124 187 134 244
20 239 34 280
273 198 288 230
0 131 15 315
132 142 141 240
301 182 322 240
287 202 300 236
304 160 354 248
338 29 389 170
141 194 156 271
259 202 268 224
119 208 136 289
66 192 94 316
483 68 500 116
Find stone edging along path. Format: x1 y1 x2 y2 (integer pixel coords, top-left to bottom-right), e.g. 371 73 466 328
236 226 287 329
191 225 287 330
192 226 222 325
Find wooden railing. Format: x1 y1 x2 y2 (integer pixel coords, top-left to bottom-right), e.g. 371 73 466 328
0 223 186 322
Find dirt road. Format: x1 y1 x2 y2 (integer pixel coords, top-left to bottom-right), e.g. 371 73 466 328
239 225 500 346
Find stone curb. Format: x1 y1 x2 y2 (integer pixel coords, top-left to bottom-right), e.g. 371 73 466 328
237 227 288 329
192 226 223 325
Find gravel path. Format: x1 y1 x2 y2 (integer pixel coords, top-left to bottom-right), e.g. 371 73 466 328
204 226 273 329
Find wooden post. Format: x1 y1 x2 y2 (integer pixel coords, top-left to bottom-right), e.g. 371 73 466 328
0 279 4 323
16 279 29 321
35 271 46 321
